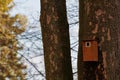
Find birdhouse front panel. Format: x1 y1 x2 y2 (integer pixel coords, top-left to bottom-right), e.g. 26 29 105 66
82 40 98 61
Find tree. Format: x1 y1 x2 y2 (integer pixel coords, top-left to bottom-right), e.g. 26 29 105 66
78 0 120 80
0 0 27 79
40 0 73 80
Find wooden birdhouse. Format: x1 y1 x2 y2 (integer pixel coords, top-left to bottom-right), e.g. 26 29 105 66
82 40 98 61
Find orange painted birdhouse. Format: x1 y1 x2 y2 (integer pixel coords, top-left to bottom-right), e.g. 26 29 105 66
82 40 98 61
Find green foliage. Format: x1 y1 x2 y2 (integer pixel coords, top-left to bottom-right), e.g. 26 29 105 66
0 0 27 80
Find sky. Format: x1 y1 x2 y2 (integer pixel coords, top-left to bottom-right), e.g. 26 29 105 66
13 0 40 12
12 0 40 19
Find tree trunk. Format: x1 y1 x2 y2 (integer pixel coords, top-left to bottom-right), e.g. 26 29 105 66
40 0 73 80
78 0 120 80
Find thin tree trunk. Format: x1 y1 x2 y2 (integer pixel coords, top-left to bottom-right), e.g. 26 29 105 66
40 0 73 80
78 0 120 80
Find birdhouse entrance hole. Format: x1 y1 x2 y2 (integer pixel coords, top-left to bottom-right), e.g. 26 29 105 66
85 42 91 47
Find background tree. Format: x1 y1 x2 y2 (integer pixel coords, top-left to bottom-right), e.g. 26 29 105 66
0 0 27 79
78 0 120 80
11 0 79 80
40 0 73 80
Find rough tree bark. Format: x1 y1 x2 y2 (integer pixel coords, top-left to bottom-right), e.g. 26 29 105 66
78 0 120 80
40 0 73 80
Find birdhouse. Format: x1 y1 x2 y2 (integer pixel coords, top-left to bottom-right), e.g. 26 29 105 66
82 40 98 61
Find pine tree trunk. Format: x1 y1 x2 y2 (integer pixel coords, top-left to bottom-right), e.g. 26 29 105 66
78 0 120 80
40 0 73 80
